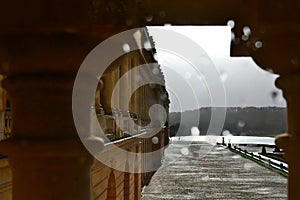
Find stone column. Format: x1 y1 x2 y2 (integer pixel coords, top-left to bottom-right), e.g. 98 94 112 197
130 58 139 114
0 75 94 200
276 73 300 200
130 58 140 134
95 80 103 113
102 74 114 115
113 68 121 138
119 64 129 112
134 144 142 200
119 61 130 136
0 32 103 199
244 25 300 198
113 69 120 111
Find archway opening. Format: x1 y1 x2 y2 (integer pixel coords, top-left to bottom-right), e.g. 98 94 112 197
141 25 288 199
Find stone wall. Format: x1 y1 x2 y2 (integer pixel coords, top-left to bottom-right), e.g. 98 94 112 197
91 130 166 200
0 129 166 200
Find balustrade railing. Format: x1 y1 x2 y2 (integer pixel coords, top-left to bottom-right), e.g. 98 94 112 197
232 146 288 174
97 109 142 142
0 111 12 141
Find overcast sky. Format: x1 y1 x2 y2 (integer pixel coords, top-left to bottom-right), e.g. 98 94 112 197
148 26 286 112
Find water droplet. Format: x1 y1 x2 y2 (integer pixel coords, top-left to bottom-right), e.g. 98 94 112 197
237 120 246 128
201 175 209 181
255 41 263 49
184 72 192 79
243 163 253 170
271 91 278 99
181 147 189 155
266 68 274 74
144 40 152 51
126 19 133 26
152 66 160 75
227 20 235 29
231 31 235 41
159 11 166 18
291 58 299 66
152 137 159 144
146 15 153 22
241 35 248 41
191 127 200 136
153 53 158 61
222 130 232 136
233 38 241 45
220 71 228 82
242 26 251 36
246 41 252 48
122 43 130 52
160 93 168 101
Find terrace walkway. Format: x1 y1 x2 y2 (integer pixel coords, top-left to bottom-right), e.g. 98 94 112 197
142 141 287 200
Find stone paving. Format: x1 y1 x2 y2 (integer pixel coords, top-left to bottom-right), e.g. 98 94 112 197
142 141 287 200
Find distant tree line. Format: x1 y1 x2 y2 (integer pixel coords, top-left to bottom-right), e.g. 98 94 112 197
169 107 286 137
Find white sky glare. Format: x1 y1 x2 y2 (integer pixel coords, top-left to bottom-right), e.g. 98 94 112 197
148 26 286 112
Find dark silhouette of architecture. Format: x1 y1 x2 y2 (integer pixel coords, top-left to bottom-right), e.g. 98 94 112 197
0 1 299 199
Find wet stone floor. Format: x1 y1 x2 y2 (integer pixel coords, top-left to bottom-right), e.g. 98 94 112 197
142 141 287 200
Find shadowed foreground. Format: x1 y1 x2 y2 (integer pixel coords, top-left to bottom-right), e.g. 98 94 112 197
142 141 287 200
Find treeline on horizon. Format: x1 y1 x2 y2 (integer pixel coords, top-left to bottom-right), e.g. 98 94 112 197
169 107 287 137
